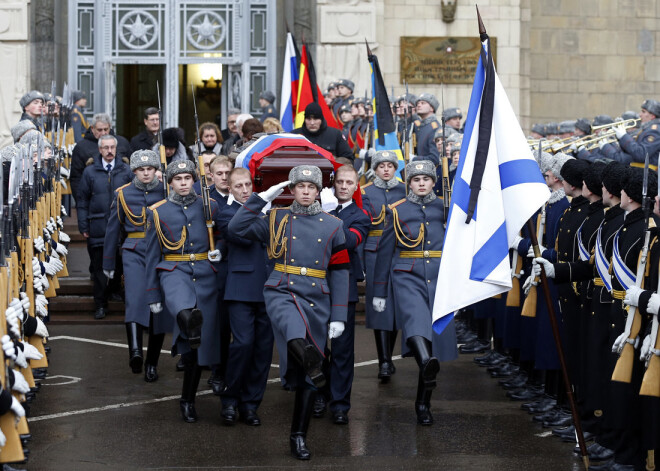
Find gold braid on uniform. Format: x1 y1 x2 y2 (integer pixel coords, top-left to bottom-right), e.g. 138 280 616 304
152 208 187 252
392 208 425 248
372 204 386 226
268 210 289 259
117 190 146 227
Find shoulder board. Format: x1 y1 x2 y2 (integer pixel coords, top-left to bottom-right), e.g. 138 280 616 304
209 197 217 204
149 200 167 211
122 156 129 164
85 157 94 166
649 218 657 229
646 135 655 143
323 211 342 222
414 120 421 127
362 182 374 190
388 198 407 210
652 124 658 130
115 182 131 193
431 121 439 129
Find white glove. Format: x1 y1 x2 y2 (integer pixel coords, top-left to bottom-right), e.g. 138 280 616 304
510 235 523 250
56 216 64 229
0 427 7 448
647 293 660 315
522 275 534 295
2 336 15 362
59 166 70 178
364 168 375 182
320 187 339 212
47 218 56 234
577 145 586 153
42 227 51 242
358 149 368 160
614 124 627 139
39 274 49 291
35 295 48 318
624 286 643 308
11 370 29 394
208 250 221 262
103 270 114 280
569 143 578 153
59 179 68 190
612 330 629 353
150 302 163 314
21 342 42 360
34 318 49 338
14 349 27 369
640 334 653 362
61 204 67 217
527 244 545 258
19 293 30 315
5 310 20 338
49 256 64 273
10 396 24 418
58 231 70 244
32 257 42 276
373 297 386 312
8 301 24 323
32 275 43 293
328 321 345 339
533 257 555 279
43 260 57 276
258 180 291 203
34 236 45 252
598 139 609 150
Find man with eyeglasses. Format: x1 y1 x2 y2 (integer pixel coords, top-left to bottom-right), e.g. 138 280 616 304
131 107 162 152
77 134 133 319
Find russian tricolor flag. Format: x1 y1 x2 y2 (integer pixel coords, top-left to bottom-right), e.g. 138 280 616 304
280 33 298 132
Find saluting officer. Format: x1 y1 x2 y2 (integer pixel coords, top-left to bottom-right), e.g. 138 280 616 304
229 165 349 460
373 160 458 425
361 150 406 383
103 150 172 381
144 160 222 423
217 167 273 427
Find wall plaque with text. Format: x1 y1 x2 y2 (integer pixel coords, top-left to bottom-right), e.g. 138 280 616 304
400 36 497 84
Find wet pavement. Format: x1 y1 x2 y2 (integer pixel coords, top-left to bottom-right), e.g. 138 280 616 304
25 325 584 470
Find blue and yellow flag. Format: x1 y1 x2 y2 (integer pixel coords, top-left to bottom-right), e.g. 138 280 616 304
367 47 405 181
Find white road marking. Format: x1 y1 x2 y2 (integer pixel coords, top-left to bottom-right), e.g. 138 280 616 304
40 375 82 386
535 431 554 438
32 337 403 422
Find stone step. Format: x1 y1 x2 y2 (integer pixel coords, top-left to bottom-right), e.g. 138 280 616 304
47 295 125 325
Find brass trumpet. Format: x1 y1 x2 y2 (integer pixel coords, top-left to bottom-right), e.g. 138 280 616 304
590 118 640 133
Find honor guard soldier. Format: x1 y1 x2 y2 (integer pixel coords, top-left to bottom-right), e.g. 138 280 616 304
333 79 355 123
606 99 660 169
361 150 406 382
70 90 89 144
229 165 350 460
413 93 441 164
574 118 592 137
103 150 172 381
372 160 458 425
258 91 279 123
317 165 371 424
575 115 614 162
18 91 44 129
217 167 273 426
442 107 463 133
529 123 547 140
145 160 223 423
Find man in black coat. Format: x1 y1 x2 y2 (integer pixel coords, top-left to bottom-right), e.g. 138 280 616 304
292 103 354 160
70 113 131 200
77 134 133 319
130 107 160 152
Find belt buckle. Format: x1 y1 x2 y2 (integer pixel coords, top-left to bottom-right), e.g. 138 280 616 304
189 253 196 261
300 267 308 276
423 250 430 258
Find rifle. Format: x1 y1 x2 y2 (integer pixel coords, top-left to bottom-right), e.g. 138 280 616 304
440 83 451 224
612 152 651 383
522 203 546 318
191 85 215 252
404 79 415 162
156 81 169 196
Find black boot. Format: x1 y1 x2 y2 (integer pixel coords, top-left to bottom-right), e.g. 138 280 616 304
125 323 143 374
389 330 398 374
374 330 393 383
290 387 315 460
180 353 202 423
287 339 325 388
144 332 164 383
177 309 203 349
415 374 435 425
406 336 439 382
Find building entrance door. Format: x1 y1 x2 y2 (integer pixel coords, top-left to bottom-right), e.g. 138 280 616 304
115 64 166 141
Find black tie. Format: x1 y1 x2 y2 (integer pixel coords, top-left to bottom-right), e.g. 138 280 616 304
336 204 342 214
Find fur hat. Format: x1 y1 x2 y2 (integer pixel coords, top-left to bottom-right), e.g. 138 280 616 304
601 161 625 198
336 79 355 92
406 160 437 183
545 122 560 135
162 128 180 148
288 165 322 190
575 118 592 135
583 162 606 197
72 90 86 103
259 90 275 104
641 100 660 118
560 158 590 188
558 120 576 134
593 115 614 127
11 120 36 143
548 153 573 181
166 159 197 183
415 93 439 113
0 145 20 163
372 150 399 169
621 166 658 204
19 90 44 109
442 107 462 120
531 123 547 136
130 150 160 171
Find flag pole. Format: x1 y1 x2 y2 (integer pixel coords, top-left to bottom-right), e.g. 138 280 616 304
526 217 589 470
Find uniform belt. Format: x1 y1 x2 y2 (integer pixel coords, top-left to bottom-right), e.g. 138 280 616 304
399 250 442 258
631 162 659 172
593 277 605 287
274 263 326 278
163 252 208 262
368 230 383 237
126 232 145 238
611 289 625 300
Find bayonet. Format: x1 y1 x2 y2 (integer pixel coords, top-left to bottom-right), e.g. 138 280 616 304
156 81 168 195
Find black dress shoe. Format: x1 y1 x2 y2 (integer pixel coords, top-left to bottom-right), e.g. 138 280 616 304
378 362 393 383
552 425 574 439
176 356 185 372
94 307 106 320
290 434 311 460
180 400 197 423
221 404 238 425
332 410 349 425
490 363 519 378
210 377 227 395
543 413 572 428
500 375 528 389
129 351 143 374
574 442 614 461
588 460 635 471
509 386 543 401
415 402 433 425
527 397 557 414
532 407 560 423
31 369 47 380
313 396 327 418
144 364 158 382
459 341 490 354
241 409 261 426
109 292 124 302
